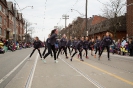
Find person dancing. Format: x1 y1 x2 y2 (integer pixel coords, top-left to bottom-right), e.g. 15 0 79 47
57 34 68 59
70 37 84 61
94 36 101 58
29 37 42 60
99 32 115 61
43 29 58 63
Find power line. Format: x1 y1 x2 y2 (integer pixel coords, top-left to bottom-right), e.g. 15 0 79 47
96 0 106 5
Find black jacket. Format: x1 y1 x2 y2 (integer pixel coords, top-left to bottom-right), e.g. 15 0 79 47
101 36 115 46
76 40 83 49
95 40 101 48
66 40 71 47
60 38 67 47
33 40 41 49
49 33 57 45
72 40 78 48
129 41 133 49
83 40 89 49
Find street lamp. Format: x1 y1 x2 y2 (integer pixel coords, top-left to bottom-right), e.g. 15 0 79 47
19 6 33 11
71 9 85 17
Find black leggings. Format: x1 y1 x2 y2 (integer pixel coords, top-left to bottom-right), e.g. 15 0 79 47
84 48 88 57
57 46 67 58
43 44 56 60
42 47 53 56
71 48 82 59
95 47 100 55
30 48 42 58
67 46 71 55
99 46 110 59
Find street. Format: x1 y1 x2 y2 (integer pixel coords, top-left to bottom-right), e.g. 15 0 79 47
0 48 132 88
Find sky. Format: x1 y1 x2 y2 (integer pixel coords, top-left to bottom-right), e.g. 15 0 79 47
7 0 126 41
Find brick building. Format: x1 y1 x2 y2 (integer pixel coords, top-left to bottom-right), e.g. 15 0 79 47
0 0 25 41
127 0 133 37
0 0 8 38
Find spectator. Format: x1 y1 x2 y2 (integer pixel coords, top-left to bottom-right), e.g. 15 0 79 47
129 38 133 56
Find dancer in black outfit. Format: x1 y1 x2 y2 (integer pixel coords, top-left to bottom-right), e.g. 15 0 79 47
57 34 68 59
99 32 115 60
70 37 84 61
29 37 42 60
43 29 58 63
94 36 101 58
89 38 95 56
42 35 53 57
83 36 89 59
66 36 72 55
71 37 78 54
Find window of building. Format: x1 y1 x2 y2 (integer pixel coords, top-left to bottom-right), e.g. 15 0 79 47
4 30 6 37
3 8 6 15
0 5 2 12
4 19 6 25
0 28 2 35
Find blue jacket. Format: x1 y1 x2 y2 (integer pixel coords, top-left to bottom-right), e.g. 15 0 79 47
60 38 67 47
49 33 57 45
101 36 115 46
83 40 89 49
33 40 41 49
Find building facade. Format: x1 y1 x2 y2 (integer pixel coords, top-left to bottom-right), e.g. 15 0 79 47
127 0 133 37
0 0 25 41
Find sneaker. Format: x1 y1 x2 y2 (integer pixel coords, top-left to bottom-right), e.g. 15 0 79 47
70 58 72 61
43 59 46 63
55 60 58 63
86 56 89 59
66 56 68 59
80 59 84 61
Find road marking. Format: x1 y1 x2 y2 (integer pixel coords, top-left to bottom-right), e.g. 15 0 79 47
0 55 29 84
25 54 39 88
74 58 133 86
60 57 105 88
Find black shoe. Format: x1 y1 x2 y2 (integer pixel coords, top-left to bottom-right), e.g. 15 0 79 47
66 56 68 59
70 58 72 61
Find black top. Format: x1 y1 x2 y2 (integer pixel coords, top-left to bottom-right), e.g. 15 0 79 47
89 41 95 48
49 33 57 45
101 36 115 46
129 41 133 49
76 40 83 49
60 37 67 47
66 40 71 47
83 40 89 49
72 40 78 48
33 40 41 49
95 40 101 48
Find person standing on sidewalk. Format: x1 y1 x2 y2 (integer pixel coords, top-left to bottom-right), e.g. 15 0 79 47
42 35 53 57
129 38 133 56
29 37 42 60
57 34 68 59
99 32 116 61
43 29 58 63
70 37 84 62
94 36 101 58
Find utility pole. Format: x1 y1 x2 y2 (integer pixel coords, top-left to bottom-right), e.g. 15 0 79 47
13 3 17 44
85 0 88 36
62 14 69 28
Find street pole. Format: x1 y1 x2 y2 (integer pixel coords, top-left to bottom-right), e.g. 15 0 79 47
62 14 69 28
85 0 88 37
13 3 17 44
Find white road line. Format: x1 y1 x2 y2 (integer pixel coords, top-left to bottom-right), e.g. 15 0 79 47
0 55 29 84
25 54 39 88
59 57 105 88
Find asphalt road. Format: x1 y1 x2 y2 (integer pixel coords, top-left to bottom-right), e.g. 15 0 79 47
0 48 133 88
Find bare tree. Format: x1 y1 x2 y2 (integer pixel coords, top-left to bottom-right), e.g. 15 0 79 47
101 0 126 40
